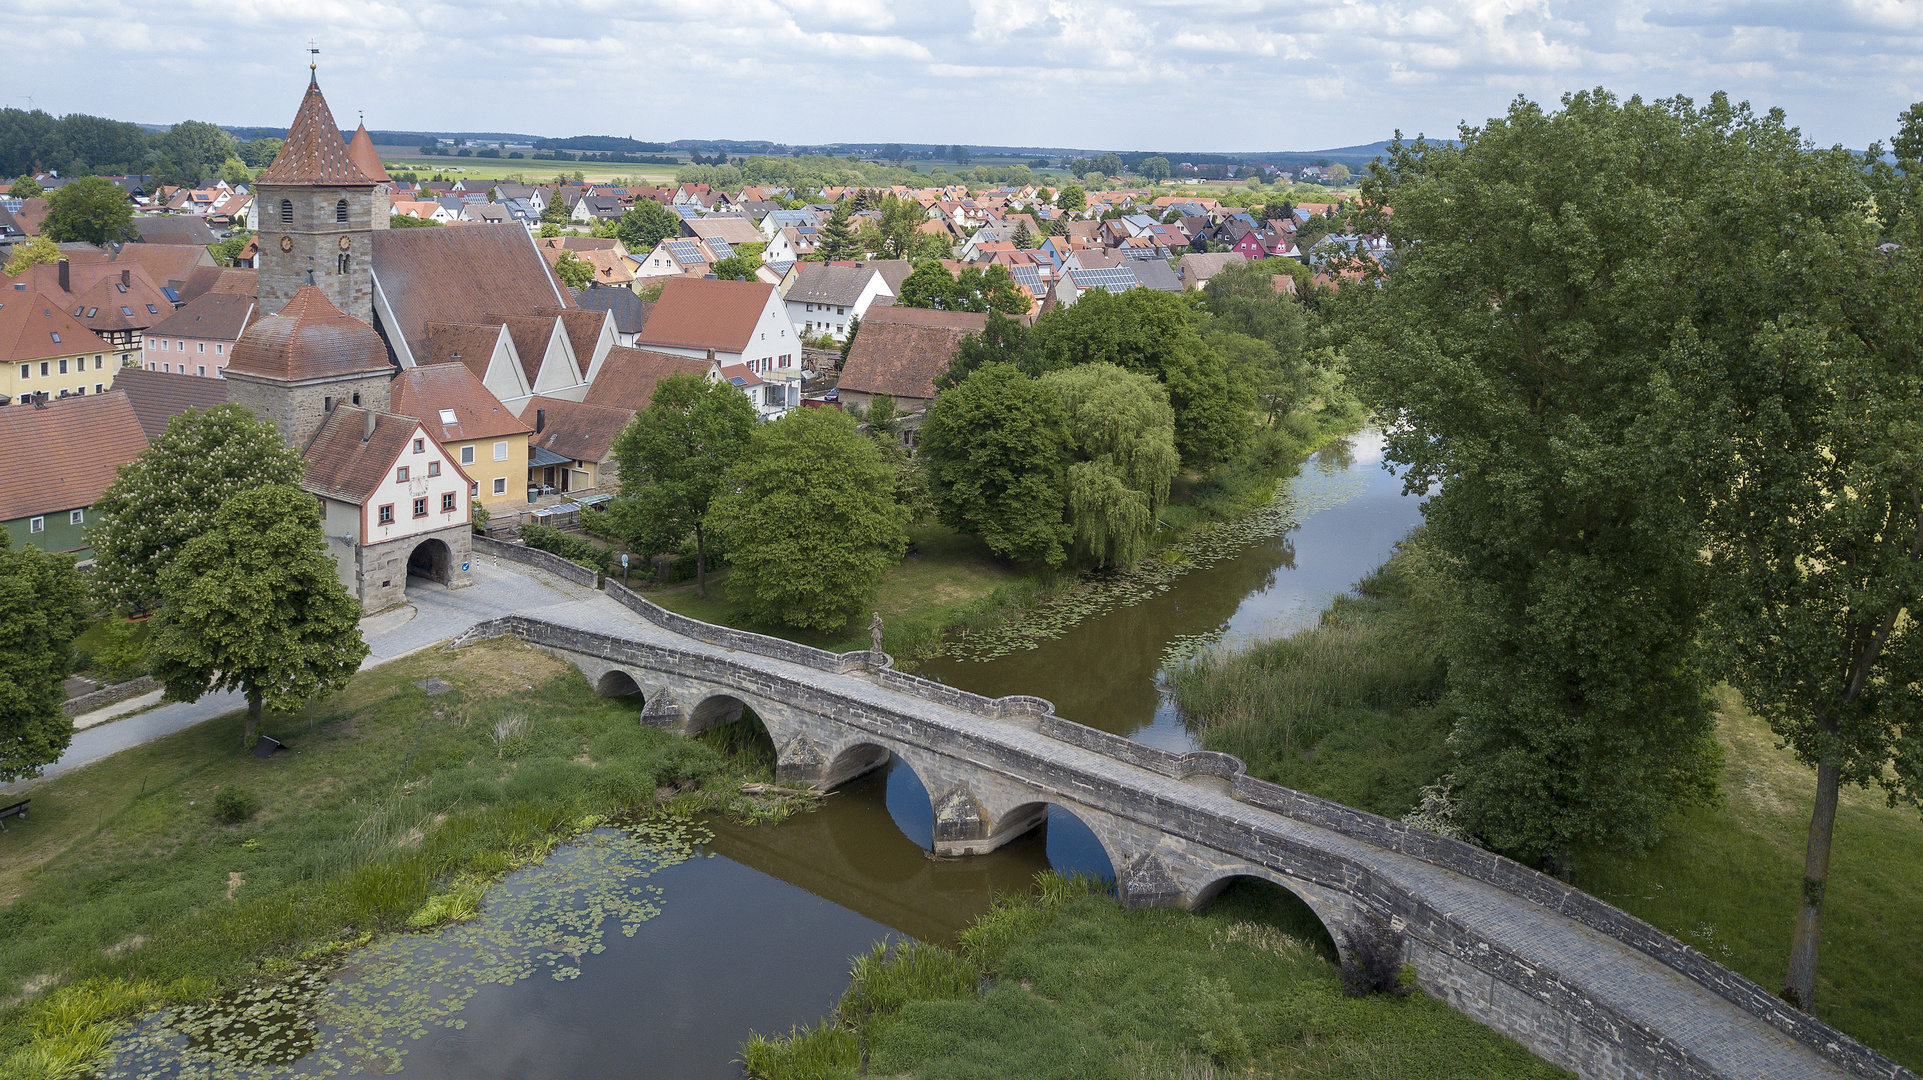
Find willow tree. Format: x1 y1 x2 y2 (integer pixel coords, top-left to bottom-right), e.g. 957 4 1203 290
1044 363 1178 567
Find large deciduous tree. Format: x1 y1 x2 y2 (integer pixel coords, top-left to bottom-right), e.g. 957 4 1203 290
90 403 305 614
0 534 86 782
148 485 367 745
919 363 1072 567
609 373 757 596
705 408 909 630
1043 363 1178 568
43 175 135 244
616 200 680 251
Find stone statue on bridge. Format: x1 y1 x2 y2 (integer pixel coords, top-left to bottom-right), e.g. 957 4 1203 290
870 611 885 668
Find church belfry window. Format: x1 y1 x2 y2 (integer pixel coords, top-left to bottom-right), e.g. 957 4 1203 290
336 199 348 222
338 253 350 275
280 199 293 223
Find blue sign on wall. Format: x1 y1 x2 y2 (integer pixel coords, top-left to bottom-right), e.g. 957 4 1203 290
461 561 470 572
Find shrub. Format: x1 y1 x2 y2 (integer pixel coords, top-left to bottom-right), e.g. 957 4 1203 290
212 786 259 824
1337 910 1414 997
517 521 611 572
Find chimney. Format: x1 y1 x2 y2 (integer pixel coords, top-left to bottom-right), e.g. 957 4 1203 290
535 407 546 434
363 409 376 442
121 269 130 287
57 259 69 293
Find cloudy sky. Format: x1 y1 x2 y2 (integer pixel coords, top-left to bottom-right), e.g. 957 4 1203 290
7 0 1921 152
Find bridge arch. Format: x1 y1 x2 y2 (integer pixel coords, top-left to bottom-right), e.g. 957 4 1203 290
596 669 644 698
996 800 1119 882
1189 872 1343 963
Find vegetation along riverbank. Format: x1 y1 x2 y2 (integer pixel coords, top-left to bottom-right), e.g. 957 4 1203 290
0 638 802 1080
741 873 1568 1080
1172 539 1923 1070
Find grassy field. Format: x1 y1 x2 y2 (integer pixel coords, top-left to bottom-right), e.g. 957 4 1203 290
1570 687 1923 1070
370 148 679 185
743 874 1569 1080
0 638 797 1079
1175 542 1923 1070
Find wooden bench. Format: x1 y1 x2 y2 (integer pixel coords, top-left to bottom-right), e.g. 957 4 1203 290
0 798 27 830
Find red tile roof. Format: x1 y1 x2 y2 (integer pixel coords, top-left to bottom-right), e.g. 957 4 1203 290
390 363 530 443
0 391 149 520
635 276 775 355
300 407 420 502
482 313 559 387
372 225 572 359
536 306 609 379
226 285 392 383
0 289 114 364
423 322 509 382
837 314 983 403
581 347 712 412
528 395 632 465
346 124 391 184
257 78 374 187
108 367 231 439
148 292 254 342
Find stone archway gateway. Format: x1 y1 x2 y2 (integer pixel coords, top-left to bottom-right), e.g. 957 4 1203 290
406 537 452 586
451 584 1908 1080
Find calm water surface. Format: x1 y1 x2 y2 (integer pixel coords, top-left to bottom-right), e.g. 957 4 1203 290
113 430 1420 1079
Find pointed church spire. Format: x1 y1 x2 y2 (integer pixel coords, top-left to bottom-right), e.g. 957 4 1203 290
347 124 391 183
257 70 373 187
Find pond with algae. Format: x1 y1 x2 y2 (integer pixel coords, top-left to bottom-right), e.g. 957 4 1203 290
106 430 1420 1079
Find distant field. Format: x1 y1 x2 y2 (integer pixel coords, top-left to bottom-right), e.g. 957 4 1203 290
371 146 679 184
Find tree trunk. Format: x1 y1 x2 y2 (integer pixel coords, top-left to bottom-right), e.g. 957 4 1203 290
1784 755 1840 1010
244 686 262 747
695 525 708 598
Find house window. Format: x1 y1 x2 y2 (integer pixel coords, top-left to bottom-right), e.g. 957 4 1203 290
336 199 348 222
493 476 507 495
427 461 441 477
70 509 84 525
493 441 508 461
28 516 44 533
94 355 102 368
413 438 425 454
280 200 293 223
163 363 170 373
460 445 475 465
197 366 206 376
470 481 478 497
215 344 222 355
160 340 168 351
39 362 48 376
197 342 205 353
441 492 457 512
396 466 410 482
57 359 67 374
378 504 394 525
95 383 103 393
412 497 428 518
17 365 26 379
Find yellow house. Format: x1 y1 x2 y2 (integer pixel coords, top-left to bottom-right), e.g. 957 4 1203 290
0 288 119 402
390 363 532 512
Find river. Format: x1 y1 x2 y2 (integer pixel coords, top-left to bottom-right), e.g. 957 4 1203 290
110 430 1423 1080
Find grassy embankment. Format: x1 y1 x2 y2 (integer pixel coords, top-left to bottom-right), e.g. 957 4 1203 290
742 874 1568 1080
0 638 796 1080
646 404 1365 664
1172 542 1923 1071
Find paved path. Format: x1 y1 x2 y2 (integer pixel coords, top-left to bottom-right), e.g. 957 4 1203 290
2 561 606 797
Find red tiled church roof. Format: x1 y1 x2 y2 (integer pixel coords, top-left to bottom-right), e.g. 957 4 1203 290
257 77 374 188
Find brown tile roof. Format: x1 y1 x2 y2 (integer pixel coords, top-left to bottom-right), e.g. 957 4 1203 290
0 289 113 364
390 363 530 443
300 407 418 502
860 305 989 332
9 197 48 236
482 313 558 387
67 244 213 290
423 321 509 382
837 315 982 403
685 216 766 246
346 124 391 184
257 78 374 187
226 285 393 383
850 260 914 294
536 307 610 379
107 367 230 439
0 391 148 520
177 266 258 304
133 217 219 246
372 224 571 359
581 347 712 412
528 395 632 465
149 292 254 342
635 276 774 355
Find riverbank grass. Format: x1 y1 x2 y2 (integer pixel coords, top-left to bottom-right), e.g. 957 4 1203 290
0 638 786 1080
743 874 1568 1079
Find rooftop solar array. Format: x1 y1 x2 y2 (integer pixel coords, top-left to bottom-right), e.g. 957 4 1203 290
665 239 706 263
1072 266 1139 293
707 237 734 260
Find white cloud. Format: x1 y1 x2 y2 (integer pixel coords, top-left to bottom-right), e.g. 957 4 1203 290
0 0 1916 151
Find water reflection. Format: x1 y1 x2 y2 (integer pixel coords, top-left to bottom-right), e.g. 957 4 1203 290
918 430 1424 750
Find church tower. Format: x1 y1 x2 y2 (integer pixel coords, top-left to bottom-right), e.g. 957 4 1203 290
255 63 377 323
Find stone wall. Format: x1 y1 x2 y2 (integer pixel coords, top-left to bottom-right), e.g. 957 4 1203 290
61 676 158 717
473 534 599 588
446 598 1914 1080
256 183 377 323
357 523 471 613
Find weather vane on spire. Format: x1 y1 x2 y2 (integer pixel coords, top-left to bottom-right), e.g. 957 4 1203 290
307 39 320 82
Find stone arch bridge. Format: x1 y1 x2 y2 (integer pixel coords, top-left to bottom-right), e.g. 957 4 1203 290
447 574 1912 1080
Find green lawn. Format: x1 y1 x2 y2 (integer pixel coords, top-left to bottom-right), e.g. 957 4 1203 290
0 638 794 1079
745 876 1569 1080
1569 686 1923 1071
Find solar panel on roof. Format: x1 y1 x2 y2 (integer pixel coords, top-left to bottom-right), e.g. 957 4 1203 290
707 238 733 260
665 240 705 263
1073 267 1138 292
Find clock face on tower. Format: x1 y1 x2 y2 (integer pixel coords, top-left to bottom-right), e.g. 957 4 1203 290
339 235 352 251
279 235 294 252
